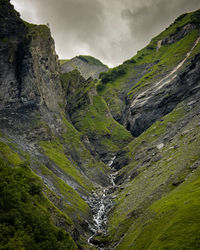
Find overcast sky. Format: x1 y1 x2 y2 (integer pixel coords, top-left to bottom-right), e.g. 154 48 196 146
11 0 200 67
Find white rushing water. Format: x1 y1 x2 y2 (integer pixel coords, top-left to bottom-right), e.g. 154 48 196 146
88 188 108 248
88 156 117 248
108 156 116 167
93 189 106 231
109 173 116 187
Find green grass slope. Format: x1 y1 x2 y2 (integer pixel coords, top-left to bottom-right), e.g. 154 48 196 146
61 69 133 162
77 55 108 67
38 115 109 189
0 141 77 249
59 59 69 65
0 115 103 248
98 98 200 249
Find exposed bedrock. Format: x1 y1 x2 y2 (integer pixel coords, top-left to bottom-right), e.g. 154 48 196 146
125 52 200 137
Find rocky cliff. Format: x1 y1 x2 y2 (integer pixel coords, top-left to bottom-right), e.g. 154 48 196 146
0 1 200 249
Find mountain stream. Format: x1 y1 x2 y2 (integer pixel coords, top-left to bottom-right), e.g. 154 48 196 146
88 156 116 249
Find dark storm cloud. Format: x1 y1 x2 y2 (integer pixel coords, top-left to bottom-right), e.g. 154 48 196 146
121 0 200 44
34 0 104 42
14 0 106 57
11 0 200 67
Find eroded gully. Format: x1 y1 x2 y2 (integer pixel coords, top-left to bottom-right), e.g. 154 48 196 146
87 156 117 249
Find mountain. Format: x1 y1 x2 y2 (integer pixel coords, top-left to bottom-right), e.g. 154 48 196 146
0 1 200 249
60 55 108 80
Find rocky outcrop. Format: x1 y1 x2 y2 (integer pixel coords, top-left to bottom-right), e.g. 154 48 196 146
0 1 64 113
161 23 196 45
125 39 200 137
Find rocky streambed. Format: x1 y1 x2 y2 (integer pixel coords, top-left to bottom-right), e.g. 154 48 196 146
87 157 117 249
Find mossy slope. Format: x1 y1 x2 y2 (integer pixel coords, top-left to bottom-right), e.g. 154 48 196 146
0 140 77 249
61 69 133 163
39 115 110 190
100 98 200 249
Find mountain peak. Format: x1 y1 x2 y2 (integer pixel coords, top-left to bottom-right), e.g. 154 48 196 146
60 55 108 80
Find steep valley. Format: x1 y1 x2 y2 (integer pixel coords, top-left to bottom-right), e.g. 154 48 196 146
0 1 200 249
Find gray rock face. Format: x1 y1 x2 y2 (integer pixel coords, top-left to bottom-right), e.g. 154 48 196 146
125 51 200 137
0 1 64 113
61 56 108 80
161 23 196 45
0 1 111 191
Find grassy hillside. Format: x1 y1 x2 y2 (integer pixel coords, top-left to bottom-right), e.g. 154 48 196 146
61 69 133 162
60 59 69 65
94 98 200 249
39 115 110 188
77 55 108 67
0 141 77 249
0 113 109 248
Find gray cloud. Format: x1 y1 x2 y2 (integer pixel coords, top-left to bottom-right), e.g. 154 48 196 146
121 0 200 44
11 0 200 67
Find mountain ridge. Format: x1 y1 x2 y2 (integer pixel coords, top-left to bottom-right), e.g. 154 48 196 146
61 55 108 80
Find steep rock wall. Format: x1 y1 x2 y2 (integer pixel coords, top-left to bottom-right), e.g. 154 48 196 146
0 1 63 112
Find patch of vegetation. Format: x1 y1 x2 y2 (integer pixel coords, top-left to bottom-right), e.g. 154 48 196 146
127 28 199 99
38 163 90 219
61 116 109 185
40 139 93 192
117 168 200 250
77 55 107 67
0 140 24 166
61 70 132 159
73 94 132 155
0 141 77 249
26 22 50 39
148 172 200 249
98 64 127 91
23 21 36 29
37 115 108 189
59 59 69 65
60 69 83 90
190 9 200 25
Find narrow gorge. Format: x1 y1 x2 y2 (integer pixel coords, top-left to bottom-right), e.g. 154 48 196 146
0 1 200 249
